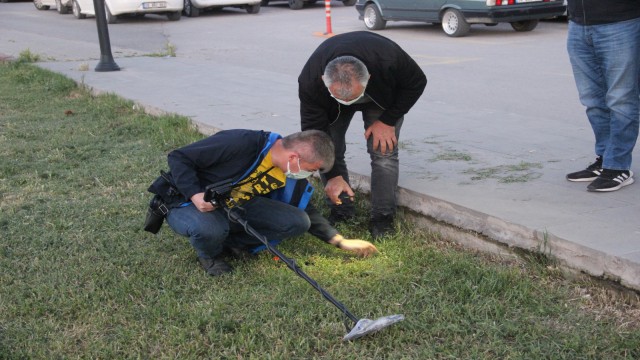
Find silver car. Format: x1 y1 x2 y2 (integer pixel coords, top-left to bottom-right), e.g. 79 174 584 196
355 0 566 37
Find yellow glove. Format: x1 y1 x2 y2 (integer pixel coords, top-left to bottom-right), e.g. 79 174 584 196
329 235 379 257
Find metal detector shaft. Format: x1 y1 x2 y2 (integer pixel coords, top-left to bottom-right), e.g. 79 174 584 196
225 207 360 324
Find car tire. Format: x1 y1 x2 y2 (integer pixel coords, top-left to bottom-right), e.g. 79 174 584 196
260 0 268 5
441 8 469 37
342 0 356 5
34 0 50 10
288 0 303 10
183 0 200 17
246 3 260 13
72 0 85 18
167 10 181 20
363 4 386 30
105 3 118 24
511 19 538 32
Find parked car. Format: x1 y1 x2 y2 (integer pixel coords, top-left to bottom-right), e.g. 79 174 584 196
34 0 73 14
71 0 182 22
355 0 566 37
182 0 261 16
260 0 354 10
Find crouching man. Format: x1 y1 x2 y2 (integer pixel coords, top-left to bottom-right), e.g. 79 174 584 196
148 129 378 276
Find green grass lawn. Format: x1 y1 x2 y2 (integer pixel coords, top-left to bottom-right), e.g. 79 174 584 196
1 61 639 359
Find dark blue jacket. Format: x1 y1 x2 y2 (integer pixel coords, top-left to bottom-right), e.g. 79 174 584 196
167 129 275 202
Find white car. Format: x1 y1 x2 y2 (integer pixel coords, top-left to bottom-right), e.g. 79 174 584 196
34 0 74 14
182 0 260 17
71 0 183 22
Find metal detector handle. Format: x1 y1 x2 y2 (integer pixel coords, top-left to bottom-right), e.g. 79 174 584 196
203 179 235 205
224 207 360 325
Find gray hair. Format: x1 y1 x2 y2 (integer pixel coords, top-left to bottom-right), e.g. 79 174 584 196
322 56 369 98
282 130 335 173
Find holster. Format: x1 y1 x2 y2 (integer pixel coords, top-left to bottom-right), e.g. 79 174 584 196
144 170 184 234
147 170 186 208
144 194 169 234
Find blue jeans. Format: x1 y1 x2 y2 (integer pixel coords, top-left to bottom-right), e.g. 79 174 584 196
567 18 640 170
166 196 310 259
321 102 403 218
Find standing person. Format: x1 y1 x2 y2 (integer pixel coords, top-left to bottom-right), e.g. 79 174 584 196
565 0 640 192
147 129 378 277
298 31 427 238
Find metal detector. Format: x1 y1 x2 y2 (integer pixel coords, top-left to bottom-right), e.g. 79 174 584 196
204 183 404 341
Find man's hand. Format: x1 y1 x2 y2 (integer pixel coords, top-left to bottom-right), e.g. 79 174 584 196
329 235 378 257
325 176 355 205
191 192 216 212
364 120 397 154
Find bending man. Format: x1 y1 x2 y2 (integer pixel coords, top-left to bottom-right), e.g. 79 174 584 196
298 31 427 238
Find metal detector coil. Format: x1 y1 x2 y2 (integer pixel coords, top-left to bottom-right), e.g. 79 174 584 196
343 314 405 341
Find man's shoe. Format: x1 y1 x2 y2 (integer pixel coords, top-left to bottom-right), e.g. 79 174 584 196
566 156 603 182
369 215 395 239
198 256 233 276
587 169 634 192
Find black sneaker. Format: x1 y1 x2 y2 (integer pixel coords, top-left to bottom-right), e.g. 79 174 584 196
566 156 602 182
198 256 233 276
369 215 395 239
587 169 634 192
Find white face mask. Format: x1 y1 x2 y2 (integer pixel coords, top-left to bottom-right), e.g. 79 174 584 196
285 157 314 179
331 90 366 106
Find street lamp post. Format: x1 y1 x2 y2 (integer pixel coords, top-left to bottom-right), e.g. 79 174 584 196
93 0 120 72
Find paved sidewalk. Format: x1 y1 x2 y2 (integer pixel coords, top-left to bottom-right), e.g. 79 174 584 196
36 55 640 291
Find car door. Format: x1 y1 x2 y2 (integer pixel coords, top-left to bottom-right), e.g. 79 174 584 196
413 0 448 22
381 0 423 19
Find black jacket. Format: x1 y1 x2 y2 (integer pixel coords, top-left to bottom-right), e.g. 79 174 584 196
162 129 338 242
298 31 427 132
567 0 640 25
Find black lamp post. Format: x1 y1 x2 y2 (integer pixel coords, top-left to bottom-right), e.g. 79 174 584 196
93 0 120 72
